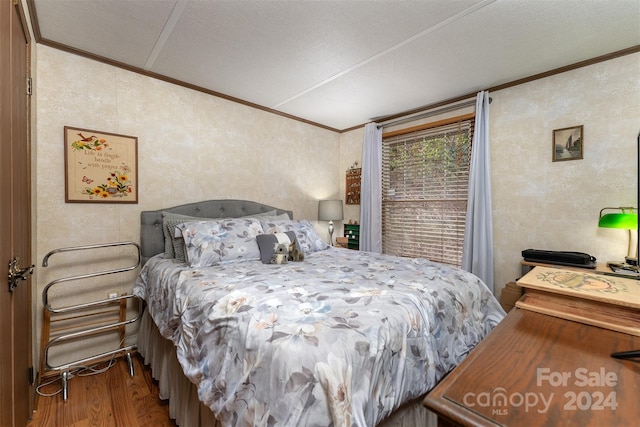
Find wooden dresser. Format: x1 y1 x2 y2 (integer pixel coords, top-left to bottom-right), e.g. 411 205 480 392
423 308 640 426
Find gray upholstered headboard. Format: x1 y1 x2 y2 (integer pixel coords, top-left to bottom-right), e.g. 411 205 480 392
140 199 293 265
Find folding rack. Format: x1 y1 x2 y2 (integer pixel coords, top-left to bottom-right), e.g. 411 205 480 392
40 241 143 401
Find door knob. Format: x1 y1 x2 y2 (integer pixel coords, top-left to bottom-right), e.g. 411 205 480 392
8 258 34 292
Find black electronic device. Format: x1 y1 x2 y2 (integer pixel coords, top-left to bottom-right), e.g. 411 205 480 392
521 249 596 268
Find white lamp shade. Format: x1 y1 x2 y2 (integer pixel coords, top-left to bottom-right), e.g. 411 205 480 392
318 200 344 221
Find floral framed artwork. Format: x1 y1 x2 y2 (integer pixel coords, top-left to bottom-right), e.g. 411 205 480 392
64 126 138 203
552 125 583 162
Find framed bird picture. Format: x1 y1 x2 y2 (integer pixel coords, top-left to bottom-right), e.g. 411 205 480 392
64 126 138 203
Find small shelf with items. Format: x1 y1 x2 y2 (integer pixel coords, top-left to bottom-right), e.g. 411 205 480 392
39 242 143 401
344 222 360 250
346 162 361 205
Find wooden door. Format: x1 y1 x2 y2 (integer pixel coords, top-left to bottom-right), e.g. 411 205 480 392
0 0 33 425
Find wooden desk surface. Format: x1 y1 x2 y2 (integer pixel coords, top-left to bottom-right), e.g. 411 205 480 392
424 309 640 427
521 260 612 274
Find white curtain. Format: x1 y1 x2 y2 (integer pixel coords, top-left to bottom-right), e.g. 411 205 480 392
462 91 494 292
359 122 383 253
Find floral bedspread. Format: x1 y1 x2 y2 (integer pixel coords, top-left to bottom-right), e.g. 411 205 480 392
134 248 505 427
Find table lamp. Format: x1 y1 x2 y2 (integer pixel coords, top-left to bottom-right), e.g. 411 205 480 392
598 207 638 267
318 200 343 246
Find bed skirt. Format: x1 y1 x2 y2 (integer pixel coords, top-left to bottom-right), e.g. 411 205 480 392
137 309 437 427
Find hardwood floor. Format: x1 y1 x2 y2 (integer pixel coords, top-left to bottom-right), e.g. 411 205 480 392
27 354 177 427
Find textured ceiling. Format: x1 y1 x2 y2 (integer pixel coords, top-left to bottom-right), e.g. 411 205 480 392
30 0 640 131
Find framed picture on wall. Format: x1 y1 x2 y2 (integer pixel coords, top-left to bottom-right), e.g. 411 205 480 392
552 125 583 162
64 126 138 203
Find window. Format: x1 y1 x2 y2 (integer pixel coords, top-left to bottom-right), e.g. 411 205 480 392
381 115 474 267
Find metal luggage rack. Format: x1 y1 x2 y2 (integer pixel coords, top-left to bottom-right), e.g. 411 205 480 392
40 241 143 401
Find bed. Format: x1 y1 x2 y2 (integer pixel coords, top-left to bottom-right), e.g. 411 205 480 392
134 199 505 427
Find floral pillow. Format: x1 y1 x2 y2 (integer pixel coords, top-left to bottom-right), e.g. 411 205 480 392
162 210 280 261
259 219 329 254
162 212 212 260
176 218 264 267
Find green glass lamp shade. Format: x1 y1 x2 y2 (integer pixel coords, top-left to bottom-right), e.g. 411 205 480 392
598 213 638 230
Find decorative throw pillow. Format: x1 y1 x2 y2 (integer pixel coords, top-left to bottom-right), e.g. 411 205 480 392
162 212 212 261
256 231 300 263
162 210 280 261
177 218 264 267
259 219 329 254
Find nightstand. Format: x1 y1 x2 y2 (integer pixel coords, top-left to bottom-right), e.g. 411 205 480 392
335 237 349 248
423 309 640 426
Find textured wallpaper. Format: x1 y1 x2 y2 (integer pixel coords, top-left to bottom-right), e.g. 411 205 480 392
34 45 341 365
339 53 639 296
490 53 639 293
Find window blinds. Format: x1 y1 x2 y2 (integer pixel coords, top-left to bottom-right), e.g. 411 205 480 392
381 119 473 267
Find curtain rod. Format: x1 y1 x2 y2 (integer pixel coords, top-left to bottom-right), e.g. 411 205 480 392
378 97 491 129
